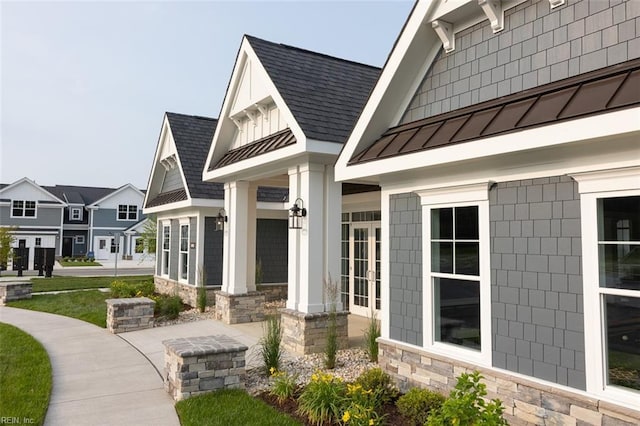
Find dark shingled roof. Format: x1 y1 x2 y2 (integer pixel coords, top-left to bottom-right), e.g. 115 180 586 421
44 185 116 205
350 58 640 165
166 113 224 200
246 35 381 144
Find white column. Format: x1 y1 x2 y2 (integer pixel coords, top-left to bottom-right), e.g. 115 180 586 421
288 163 342 314
195 211 206 287
222 181 256 294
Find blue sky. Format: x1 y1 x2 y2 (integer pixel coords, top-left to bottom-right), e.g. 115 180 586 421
1 1 413 189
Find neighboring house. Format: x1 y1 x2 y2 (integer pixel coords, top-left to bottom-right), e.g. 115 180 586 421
335 0 640 423
143 112 289 306
201 34 382 350
0 178 148 267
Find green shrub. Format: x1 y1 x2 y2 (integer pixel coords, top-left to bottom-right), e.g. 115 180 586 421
269 368 298 404
109 279 155 298
427 371 508 426
355 367 398 408
260 314 283 375
153 294 183 320
196 285 207 313
397 387 445 426
297 371 346 425
363 313 381 363
325 310 338 369
342 382 385 426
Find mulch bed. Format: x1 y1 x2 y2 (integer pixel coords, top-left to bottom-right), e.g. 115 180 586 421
257 392 412 426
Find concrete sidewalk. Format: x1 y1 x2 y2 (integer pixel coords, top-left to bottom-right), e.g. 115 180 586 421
0 307 179 426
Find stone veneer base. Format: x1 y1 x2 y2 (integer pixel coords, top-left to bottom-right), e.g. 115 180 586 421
105 297 155 334
163 335 247 401
280 308 349 355
378 338 640 426
0 282 32 304
214 291 265 324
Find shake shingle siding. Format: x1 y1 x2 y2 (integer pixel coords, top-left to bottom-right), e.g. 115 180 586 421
389 193 423 346
401 0 640 123
490 176 585 389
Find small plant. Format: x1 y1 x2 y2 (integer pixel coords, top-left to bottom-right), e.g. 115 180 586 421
397 387 445 426
269 368 299 404
355 368 398 407
110 279 155 298
153 294 183 320
341 382 385 426
324 277 340 369
197 266 207 313
427 371 508 426
363 312 381 363
297 371 346 425
255 258 263 289
260 314 283 375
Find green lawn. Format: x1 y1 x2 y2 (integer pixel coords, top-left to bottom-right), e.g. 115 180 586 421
58 260 102 267
0 323 52 426
32 275 152 292
175 389 302 426
7 290 110 328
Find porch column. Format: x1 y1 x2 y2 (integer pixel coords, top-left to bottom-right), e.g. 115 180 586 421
222 181 257 294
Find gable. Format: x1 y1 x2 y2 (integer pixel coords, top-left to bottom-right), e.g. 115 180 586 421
0 178 65 205
92 185 144 209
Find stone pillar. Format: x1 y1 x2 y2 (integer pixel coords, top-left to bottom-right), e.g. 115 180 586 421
280 309 349 354
105 297 155 334
0 282 32 304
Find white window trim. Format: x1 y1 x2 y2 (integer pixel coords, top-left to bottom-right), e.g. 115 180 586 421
178 223 189 283
572 167 640 410
417 182 492 367
11 200 37 219
70 207 83 221
75 235 85 244
117 204 138 221
161 222 171 277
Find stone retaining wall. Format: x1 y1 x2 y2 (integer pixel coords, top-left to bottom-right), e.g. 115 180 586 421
154 276 218 307
106 297 155 334
379 339 640 426
0 282 32 304
214 291 265 324
281 309 349 355
163 335 248 401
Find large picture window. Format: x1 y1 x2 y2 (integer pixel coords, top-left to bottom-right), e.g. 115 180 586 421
12 200 36 218
430 206 481 350
597 196 639 393
179 224 189 281
162 225 170 276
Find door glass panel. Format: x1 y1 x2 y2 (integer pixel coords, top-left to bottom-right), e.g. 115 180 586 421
375 227 381 310
353 228 369 308
341 224 350 310
604 294 640 391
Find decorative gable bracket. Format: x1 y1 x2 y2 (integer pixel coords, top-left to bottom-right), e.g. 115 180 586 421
478 0 504 33
255 103 269 121
432 20 455 53
549 0 565 8
160 154 178 171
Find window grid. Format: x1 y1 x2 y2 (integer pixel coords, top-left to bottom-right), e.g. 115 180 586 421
179 225 189 281
162 225 170 276
12 200 36 217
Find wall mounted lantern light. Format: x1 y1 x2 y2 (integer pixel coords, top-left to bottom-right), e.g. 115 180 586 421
288 198 307 230
215 208 228 231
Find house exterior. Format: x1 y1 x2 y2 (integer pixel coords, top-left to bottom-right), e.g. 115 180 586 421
143 112 290 306
335 0 640 423
201 35 384 351
0 178 148 268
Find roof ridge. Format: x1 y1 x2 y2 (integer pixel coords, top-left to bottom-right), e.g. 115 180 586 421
166 111 218 122
245 34 381 71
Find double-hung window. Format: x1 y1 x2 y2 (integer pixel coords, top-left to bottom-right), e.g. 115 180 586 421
418 183 491 365
118 205 138 220
162 224 170 276
179 224 189 281
12 200 36 218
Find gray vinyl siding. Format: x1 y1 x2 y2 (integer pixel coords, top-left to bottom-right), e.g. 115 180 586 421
256 219 288 283
170 220 179 281
189 217 197 284
161 167 184 193
204 217 223 286
92 208 145 228
0 206 62 227
389 193 423 346
490 176 585 389
401 0 640 123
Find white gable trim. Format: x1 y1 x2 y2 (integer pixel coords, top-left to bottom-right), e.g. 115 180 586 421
203 36 307 183
89 183 144 208
0 177 67 205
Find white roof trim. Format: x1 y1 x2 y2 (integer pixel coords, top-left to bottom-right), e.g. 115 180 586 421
0 177 67 205
88 183 144 207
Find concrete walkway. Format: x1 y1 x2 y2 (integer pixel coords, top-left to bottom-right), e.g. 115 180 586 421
0 307 180 426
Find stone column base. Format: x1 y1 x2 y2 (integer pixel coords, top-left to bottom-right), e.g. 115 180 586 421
280 308 349 355
214 291 265 324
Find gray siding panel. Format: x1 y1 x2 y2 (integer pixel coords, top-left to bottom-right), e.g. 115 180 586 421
402 0 640 123
0 206 62 227
256 219 288 284
490 175 585 390
161 167 184 193
204 217 223 286
92 209 145 228
389 193 422 346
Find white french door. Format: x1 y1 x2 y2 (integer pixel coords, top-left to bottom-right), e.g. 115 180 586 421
349 223 381 317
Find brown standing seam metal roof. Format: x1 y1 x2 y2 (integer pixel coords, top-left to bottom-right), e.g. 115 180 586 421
349 58 640 165
212 128 296 170
146 188 188 208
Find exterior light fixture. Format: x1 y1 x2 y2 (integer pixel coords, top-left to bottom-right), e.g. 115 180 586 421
215 208 228 231
288 198 307 230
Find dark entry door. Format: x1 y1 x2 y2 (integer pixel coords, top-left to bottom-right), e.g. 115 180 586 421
62 237 73 257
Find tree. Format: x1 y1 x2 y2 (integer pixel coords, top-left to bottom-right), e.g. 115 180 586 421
140 215 157 259
0 226 16 276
